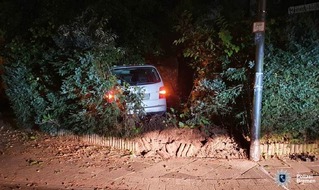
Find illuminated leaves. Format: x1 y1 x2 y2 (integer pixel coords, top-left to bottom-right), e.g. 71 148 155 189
262 42 319 142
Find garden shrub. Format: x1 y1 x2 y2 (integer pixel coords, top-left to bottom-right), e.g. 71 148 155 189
173 12 253 131
262 42 319 143
174 12 319 143
3 11 144 136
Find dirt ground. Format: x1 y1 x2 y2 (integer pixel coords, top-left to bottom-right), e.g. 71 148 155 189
0 119 161 190
1 116 319 190
0 106 247 190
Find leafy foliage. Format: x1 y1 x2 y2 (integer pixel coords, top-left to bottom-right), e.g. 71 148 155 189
2 0 319 143
3 65 35 128
262 42 319 142
173 12 253 128
3 11 144 136
174 10 319 143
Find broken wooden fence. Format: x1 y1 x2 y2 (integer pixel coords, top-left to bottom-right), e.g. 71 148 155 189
59 131 319 158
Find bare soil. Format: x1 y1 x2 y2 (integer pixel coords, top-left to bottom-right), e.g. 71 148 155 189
133 126 247 159
0 116 246 190
0 119 161 190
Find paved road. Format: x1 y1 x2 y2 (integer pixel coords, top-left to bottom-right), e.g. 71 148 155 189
1 156 318 190
107 157 319 190
0 124 318 190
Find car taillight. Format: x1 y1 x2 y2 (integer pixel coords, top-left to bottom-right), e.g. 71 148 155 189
159 86 166 99
104 90 115 103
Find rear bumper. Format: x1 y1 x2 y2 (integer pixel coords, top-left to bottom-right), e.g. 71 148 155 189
143 98 166 114
144 105 167 114
126 100 166 115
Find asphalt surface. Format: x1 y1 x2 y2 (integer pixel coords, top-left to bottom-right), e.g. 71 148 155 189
106 157 319 190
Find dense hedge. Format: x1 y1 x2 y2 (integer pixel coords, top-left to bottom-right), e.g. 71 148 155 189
262 43 319 142
2 12 143 136
2 7 319 143
173 12 253 133
174 12 319 143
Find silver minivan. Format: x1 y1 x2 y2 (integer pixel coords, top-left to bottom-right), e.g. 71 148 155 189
110 65 167 114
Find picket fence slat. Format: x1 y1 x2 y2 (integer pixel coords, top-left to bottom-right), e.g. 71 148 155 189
59 132 318 158
260 142 319 158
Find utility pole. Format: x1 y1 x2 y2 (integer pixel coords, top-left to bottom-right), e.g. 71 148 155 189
250 0 266 162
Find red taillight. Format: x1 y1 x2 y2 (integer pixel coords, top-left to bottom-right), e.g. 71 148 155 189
159 86 166 99
104 91 115 103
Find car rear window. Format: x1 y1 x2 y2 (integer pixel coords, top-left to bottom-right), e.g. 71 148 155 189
112 67 161 85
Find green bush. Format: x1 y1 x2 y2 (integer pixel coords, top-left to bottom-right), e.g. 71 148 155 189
174 12 319 143
262 42 319 143
3 11 144 136
173 12 252 129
